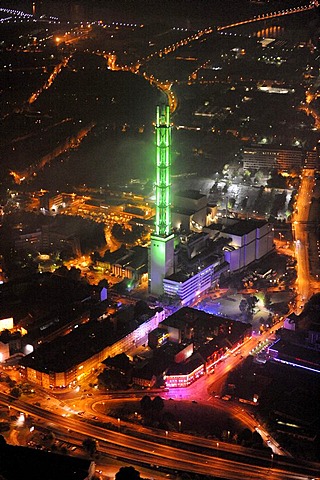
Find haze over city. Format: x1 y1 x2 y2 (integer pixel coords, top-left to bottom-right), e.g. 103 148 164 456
0 1 319 480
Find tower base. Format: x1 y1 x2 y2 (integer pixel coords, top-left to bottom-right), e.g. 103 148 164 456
149 233 174 296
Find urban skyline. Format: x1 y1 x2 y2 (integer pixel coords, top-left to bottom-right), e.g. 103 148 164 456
0 1 319 480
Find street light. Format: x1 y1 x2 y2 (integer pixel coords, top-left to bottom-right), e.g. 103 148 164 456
117 417 120 431
178 420 182 432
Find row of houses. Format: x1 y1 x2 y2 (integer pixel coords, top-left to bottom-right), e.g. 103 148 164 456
18 303 251 391
102 307 252 390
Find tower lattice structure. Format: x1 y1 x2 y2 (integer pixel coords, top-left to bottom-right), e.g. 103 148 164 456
155 104 172 237
149 105 174 295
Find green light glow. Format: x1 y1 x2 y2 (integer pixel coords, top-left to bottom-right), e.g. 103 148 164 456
155 105 171 236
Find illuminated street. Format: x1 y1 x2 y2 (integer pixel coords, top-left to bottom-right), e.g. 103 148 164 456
0 391 319 480
292 168 320 310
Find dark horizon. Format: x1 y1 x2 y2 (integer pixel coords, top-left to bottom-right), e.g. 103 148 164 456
1 0 305 26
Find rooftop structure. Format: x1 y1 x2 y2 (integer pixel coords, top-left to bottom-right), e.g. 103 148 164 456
97 245 148 284
163 219 273 303
159 307 251 387
269 338 320 374
20 305 165 388
160 307 251 345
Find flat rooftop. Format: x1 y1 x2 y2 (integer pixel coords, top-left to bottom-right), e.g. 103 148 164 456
270 338 320 371
20 305 160 373
175 189 206 200
160 307 251 345
222 219 268 236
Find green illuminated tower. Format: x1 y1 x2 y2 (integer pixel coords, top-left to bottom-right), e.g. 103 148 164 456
155 104 171 236
149 105 175 295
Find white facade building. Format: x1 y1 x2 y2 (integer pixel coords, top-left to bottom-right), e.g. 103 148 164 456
163 259 228 305
221 220 274 271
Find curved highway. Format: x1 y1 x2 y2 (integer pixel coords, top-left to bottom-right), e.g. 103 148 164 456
1 393 319 480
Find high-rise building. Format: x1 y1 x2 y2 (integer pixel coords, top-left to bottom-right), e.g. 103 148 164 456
149 105 175 295
241 146 319 172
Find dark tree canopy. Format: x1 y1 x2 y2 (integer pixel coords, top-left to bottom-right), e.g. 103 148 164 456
238 428 253 446
252 430 263 447
82 438 98 457
134 300 150 317
152 395 165 412
140 395 152 412
115 466 141 480
9 386 21 399
267 171 287 189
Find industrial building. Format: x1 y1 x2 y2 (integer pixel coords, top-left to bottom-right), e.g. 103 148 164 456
162 218 273 304
217 219 274 271
148 106 274 303
172 189 217 232
96 244 148 284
